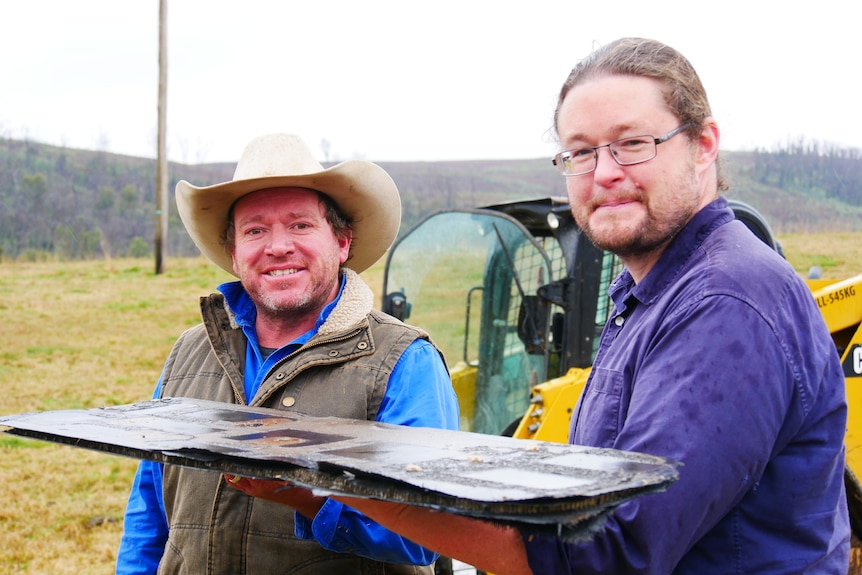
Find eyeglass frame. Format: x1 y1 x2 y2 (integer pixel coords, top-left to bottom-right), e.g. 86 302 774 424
552 124 691 176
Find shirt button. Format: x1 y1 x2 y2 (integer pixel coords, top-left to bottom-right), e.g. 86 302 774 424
328 350 339 357
357 342 368 350
614 315 625 327
282 396 296 407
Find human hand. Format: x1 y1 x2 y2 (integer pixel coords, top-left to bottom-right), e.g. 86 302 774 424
223 474 326 518
223 474 292 501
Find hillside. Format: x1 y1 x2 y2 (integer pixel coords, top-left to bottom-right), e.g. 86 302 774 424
1 137 860 262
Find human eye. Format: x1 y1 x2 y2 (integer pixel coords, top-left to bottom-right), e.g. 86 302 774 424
567 147 594 159
558 148 594 172
616 136 651 150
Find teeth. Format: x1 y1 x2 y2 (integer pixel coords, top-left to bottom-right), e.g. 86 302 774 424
269 269 298 276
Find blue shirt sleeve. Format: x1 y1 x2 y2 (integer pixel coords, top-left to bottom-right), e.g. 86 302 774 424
116 460 167 575
375 339 460 430
294 338 460 564
116 379 168 575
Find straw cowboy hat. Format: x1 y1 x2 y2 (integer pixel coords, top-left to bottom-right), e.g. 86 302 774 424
175 133 401 275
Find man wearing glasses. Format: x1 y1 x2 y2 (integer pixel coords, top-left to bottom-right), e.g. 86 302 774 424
234 38 850 574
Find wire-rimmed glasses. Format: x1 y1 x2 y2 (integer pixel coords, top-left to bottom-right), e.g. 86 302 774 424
552 124 689 176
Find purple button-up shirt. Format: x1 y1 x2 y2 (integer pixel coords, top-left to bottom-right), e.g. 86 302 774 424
525 197 850 574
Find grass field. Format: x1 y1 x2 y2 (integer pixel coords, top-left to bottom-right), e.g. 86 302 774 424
1 231 861 574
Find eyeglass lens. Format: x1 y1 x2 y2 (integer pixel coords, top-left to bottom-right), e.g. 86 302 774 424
559 136 656 176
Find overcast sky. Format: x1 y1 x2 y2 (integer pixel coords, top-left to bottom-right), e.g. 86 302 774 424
3 1 859 166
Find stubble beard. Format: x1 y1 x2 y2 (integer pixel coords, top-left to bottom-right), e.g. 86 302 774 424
578 162 701 259
249 274 338 326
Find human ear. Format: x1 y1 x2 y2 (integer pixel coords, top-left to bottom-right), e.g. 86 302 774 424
338 233 353 265
695 117 720 168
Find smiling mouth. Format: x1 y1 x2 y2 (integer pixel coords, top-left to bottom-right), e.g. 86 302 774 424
268 268 299 277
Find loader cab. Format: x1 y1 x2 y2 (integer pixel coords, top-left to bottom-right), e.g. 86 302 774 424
381 197 617 435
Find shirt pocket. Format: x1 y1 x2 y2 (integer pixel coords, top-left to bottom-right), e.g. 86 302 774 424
572 367 624 447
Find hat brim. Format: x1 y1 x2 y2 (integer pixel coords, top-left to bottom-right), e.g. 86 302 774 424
176 160 401 276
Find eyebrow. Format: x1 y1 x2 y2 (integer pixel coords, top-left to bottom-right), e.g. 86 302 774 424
562 123 642 147
236 209 321 227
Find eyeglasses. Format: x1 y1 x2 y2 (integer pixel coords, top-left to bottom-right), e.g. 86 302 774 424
552 124 689 176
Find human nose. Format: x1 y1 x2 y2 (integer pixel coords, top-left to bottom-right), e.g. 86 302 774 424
266 227 295 255
592 145 624 183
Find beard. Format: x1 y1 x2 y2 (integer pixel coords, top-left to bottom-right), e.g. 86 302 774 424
580 201 684 259
246 273 340 326
576 158 702 259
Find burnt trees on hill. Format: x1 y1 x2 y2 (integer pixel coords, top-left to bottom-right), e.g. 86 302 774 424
0 137 861 262
0 139 204 262
748 138 862 206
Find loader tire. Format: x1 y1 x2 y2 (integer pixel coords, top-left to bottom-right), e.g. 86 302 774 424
845 466 862 574
846 466 862 539
850 533 862 575
434 557 453 575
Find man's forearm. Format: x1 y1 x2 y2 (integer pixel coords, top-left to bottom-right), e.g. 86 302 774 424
333 496 533 575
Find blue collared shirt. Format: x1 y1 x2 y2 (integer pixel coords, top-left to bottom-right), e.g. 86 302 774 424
117 275 459 574
524 197 850 574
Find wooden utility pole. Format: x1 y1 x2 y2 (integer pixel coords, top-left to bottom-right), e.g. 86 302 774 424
154 0 168 274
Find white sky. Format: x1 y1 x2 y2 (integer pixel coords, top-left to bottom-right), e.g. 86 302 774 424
3 1 859 165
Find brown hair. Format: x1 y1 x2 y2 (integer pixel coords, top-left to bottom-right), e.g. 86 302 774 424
554 38 726 190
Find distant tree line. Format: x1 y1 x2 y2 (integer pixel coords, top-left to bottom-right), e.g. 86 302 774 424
0 139 219 262
747 137 862 206
0 137 860 263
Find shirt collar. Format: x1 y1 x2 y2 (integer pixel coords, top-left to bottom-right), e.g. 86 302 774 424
216 272 347 339
612 196 734 308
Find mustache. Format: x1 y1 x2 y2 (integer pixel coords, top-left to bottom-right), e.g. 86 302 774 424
585 190 643 210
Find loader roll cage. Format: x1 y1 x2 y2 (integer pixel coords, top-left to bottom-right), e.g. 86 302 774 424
381 198 618 435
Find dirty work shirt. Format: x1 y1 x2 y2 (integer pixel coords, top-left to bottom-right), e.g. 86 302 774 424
523 197 849 574
117 275 460 574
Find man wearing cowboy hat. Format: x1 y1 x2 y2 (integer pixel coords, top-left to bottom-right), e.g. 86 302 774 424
116 133 459 575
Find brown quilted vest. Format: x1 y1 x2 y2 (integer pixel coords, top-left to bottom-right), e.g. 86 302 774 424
156 271 438 575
